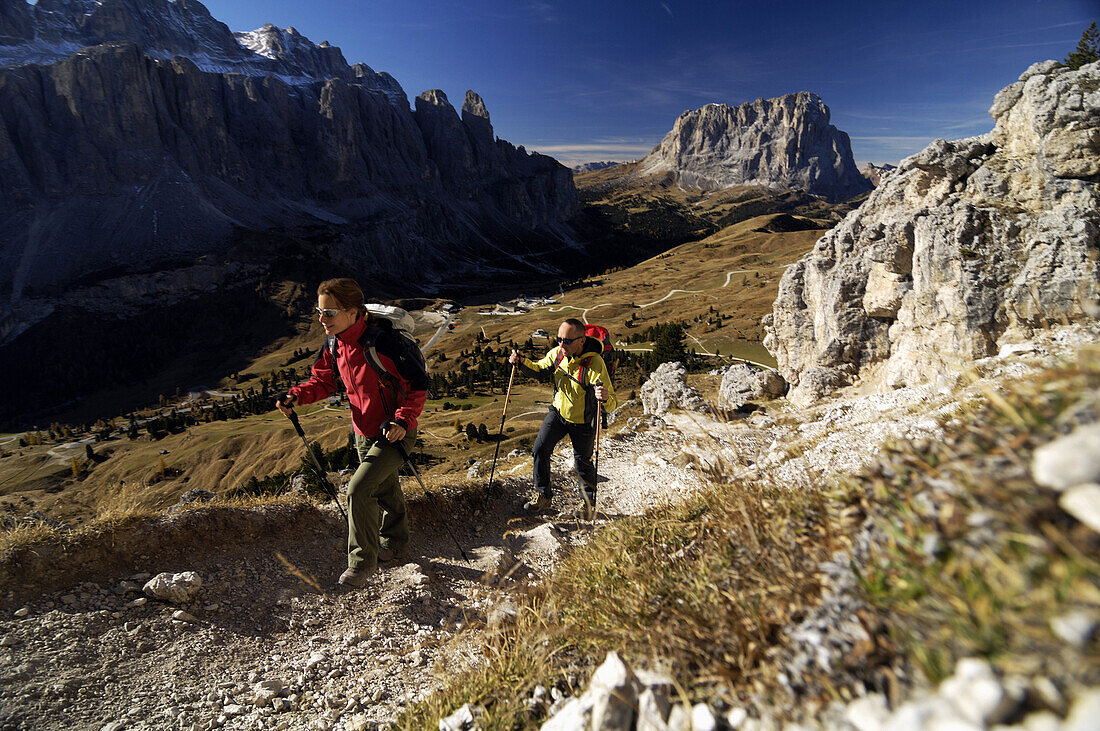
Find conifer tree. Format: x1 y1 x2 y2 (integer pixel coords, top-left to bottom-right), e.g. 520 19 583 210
1065 22 1099 69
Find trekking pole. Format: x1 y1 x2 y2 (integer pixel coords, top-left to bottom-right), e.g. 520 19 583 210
594 399 603 478
486 364 516 492
286 410 348 523
385 426 470 562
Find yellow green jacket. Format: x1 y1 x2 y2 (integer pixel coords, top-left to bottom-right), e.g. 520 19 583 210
521 346 618 426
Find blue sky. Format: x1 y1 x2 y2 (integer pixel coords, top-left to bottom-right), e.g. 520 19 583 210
198 0 1096 167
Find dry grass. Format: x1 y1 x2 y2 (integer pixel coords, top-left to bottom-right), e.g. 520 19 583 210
400 347 1100 728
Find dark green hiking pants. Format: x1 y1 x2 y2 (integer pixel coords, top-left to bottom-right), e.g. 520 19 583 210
346 430 416 571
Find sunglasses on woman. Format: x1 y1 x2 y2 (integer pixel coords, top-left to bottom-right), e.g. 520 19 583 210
314 307 342 318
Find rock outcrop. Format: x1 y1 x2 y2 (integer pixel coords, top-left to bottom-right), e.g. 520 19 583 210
765 61 1100 407
0 0 578 332
639 362 709 415
637 92 871 201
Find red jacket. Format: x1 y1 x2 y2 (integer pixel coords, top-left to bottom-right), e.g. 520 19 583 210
289 317 428 437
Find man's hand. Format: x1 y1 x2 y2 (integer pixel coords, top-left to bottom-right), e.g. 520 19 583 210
275 394 296 416
508 349 523 366
594 385 609 402
382 421 407 443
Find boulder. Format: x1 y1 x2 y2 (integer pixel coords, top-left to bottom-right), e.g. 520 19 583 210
142 571 202 604
640 362 709 415
718 364 786 409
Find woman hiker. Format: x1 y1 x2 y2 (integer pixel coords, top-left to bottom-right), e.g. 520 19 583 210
276 278 428 588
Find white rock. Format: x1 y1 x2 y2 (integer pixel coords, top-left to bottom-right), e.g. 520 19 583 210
439 702 476 731
1033 425 1100 491
691 703 718 731
1051 610 1099 647
101 723 126 731
143 571 203 604
1021 710 1064 731
1060 484 1100 533
540 697 591 731
882 697 944 731
636 687 671 731
222 704 247 716
846 693 890 731
1063 689 1100 731
13 607 30 618
666 704 690 731
126 597 146 608
726 707 748 728
171 610 199 624
939 657 1020 726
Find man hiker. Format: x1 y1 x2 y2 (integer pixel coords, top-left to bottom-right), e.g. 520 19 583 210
508 318 618 518
276 278 428 588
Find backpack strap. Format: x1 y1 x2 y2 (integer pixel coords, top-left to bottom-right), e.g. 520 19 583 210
325 335 343 392
551 349 567 393
364 343 406 414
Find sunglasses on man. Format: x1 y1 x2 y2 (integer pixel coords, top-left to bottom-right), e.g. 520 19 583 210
556 336 580 345
314 307 342 318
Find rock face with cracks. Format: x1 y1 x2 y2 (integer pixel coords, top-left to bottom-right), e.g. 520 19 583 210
765 60 1100 407
0 0 579 318
638 91 871 201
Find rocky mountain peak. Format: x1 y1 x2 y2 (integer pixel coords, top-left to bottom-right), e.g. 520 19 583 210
462 89 490 123
765 60 1100 407
0 0 579 348
638 91 871 201
462 89 494 149
0 0 404 100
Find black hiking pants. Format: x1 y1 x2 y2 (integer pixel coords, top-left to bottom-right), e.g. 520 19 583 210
533 407 596 500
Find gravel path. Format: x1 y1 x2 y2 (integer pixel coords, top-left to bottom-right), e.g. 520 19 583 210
0 422 706 731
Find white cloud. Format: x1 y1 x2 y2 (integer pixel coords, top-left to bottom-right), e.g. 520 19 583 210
530 141 659 167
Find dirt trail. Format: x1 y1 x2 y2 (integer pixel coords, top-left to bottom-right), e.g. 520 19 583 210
0 421 702 731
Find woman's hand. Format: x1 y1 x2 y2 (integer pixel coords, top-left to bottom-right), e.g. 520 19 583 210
275 394 297 416
383 422 407 442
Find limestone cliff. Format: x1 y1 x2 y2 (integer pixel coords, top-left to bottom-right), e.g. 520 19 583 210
0 0 578 334
765 61 1100 407
638 92 871 201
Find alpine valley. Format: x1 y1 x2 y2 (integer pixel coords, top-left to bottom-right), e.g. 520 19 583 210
2 4 1098 731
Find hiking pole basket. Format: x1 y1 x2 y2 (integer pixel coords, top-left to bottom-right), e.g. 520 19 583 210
286 410 348 523
389 436 470 562
486 363 517 493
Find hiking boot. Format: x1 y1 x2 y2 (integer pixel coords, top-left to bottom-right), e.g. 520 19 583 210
378 545 408 563
338 566 374 588
523 493 553 513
